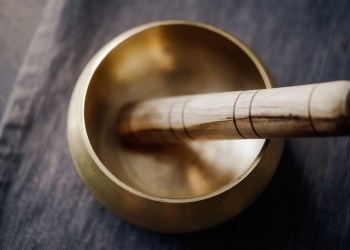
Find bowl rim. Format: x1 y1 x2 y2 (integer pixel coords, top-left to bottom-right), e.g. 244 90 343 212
77 19 274 203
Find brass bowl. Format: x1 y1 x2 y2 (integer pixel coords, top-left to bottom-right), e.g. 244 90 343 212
67 20 284 233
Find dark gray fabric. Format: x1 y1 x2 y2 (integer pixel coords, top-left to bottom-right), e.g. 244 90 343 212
0 0 46 118
1 0 350 249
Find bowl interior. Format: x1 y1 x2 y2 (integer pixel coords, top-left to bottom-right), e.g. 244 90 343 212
84 23 267 199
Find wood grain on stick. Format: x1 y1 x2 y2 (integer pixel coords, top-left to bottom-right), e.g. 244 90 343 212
117 81 350 143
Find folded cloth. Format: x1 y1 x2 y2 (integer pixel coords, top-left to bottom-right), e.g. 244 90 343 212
0 0 349 249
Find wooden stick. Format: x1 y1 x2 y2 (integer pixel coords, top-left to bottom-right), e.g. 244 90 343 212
117 81 350 143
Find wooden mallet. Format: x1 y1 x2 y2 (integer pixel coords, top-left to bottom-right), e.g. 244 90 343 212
118 81 350 143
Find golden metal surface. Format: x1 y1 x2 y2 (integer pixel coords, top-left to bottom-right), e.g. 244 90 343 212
67 20 284 232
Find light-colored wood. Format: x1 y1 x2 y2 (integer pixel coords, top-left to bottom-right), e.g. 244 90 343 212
118 81 350 143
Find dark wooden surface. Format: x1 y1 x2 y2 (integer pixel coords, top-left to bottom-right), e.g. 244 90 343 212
0 1 349 249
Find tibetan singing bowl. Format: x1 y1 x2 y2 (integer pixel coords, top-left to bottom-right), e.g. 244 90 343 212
67 20 285 232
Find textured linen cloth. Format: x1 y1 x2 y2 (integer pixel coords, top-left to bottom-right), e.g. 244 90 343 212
1 0 350 249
